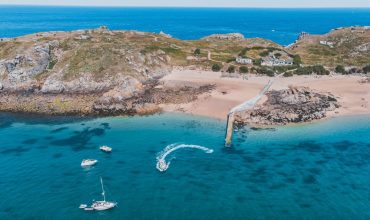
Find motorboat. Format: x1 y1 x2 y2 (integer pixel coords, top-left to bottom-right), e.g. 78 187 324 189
91 177 117 211
81 159 98 167
100 145 112 153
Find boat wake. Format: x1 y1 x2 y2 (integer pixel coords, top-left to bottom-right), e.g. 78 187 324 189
156 144 214 172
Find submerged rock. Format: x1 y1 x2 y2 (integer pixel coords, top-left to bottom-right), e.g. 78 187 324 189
235 87 340 126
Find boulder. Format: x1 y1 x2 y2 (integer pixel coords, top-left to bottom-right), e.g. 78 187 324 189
41 78 65 93
101 77 144 101
235 87 340 126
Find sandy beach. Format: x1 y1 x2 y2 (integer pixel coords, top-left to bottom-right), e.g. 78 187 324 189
161 69 370 120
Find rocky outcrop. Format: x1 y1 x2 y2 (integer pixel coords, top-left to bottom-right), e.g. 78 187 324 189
0 44 50 90
235 87 339 126
93 82 214 115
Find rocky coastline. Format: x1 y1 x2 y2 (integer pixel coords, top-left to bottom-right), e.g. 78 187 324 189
234 87 340 126
1 27 368 123
0 82 214 116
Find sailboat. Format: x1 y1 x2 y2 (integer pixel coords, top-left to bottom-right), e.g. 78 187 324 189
91 177 117 211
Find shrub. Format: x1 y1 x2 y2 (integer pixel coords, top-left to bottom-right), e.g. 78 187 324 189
349 67 362 74
255 67 275 77
194 48 201 56
226 58 236 63
294 65 329 75
259 50 269 57
335 65 346 74
265 69 275 77
274 53 282 58
48 60 58 70
212 64 221 72
292 55 302 65
283 71 293 77
363 65 370 74
253 58 262 66
239 66 249 73
227 65 236 73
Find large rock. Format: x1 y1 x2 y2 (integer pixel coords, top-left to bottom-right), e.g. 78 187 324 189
41 78 65 93
101 77 144 101
235 87 340 126
92 76 145 114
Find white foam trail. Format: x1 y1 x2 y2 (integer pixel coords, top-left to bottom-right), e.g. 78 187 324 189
156 144 214 172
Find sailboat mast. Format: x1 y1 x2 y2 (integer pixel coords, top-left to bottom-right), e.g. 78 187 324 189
100 177 106 201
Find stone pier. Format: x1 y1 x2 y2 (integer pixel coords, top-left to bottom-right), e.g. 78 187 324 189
224 113 235 147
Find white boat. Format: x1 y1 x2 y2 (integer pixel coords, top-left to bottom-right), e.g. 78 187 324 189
81 159 98 167
91 177 117 211
100 145 112 153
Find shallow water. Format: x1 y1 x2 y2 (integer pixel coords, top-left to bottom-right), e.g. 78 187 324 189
0 113 369 219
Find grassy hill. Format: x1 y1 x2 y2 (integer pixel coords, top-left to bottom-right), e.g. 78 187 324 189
289 27 370 67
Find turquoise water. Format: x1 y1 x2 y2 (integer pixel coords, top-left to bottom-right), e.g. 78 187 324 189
0 113 369 219
1 7 370 45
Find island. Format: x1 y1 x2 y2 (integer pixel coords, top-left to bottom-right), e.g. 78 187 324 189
0 26 369 126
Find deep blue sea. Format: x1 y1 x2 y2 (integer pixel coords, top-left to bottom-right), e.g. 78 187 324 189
0 113 369 219
1 6 370 45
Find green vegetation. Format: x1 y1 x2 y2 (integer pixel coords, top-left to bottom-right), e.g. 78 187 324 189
349 67 362 74
259 50 269 57
292 55 302 65
335 65 346 74
252 67 275 77
226 58 236 63
283 71 293 77
239 66 249 74
194 48 201 56
212 64 221 72
227 65 236 73
294 65 329 75
253 58 262 66
48 60 58 70
363 65 370 74
274 53 282 58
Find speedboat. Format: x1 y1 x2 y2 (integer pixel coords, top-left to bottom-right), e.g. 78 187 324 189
91 177 117 211
81 159 98 167
100 145 112 153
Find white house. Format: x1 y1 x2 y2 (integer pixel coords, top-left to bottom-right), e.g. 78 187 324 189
261 57 293 66
236 57 253 65
320 41 334 48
